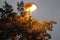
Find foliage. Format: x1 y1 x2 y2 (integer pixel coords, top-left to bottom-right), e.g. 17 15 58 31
0 1 56 40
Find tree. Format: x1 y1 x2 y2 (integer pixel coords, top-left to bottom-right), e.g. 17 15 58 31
0 1 56 40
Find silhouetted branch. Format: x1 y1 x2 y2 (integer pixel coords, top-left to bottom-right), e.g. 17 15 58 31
17 1 24 12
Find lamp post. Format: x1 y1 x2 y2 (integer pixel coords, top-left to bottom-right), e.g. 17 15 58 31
24 3 37 28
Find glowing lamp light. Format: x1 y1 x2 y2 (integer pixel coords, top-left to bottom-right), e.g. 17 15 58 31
24 3 37 12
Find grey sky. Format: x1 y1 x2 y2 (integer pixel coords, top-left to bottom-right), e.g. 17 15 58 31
0 0 60 40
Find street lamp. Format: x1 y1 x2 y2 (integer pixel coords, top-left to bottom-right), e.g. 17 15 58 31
24 3 37 16
24 3 37 28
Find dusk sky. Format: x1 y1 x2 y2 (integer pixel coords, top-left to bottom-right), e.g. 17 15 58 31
0 0 60 40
